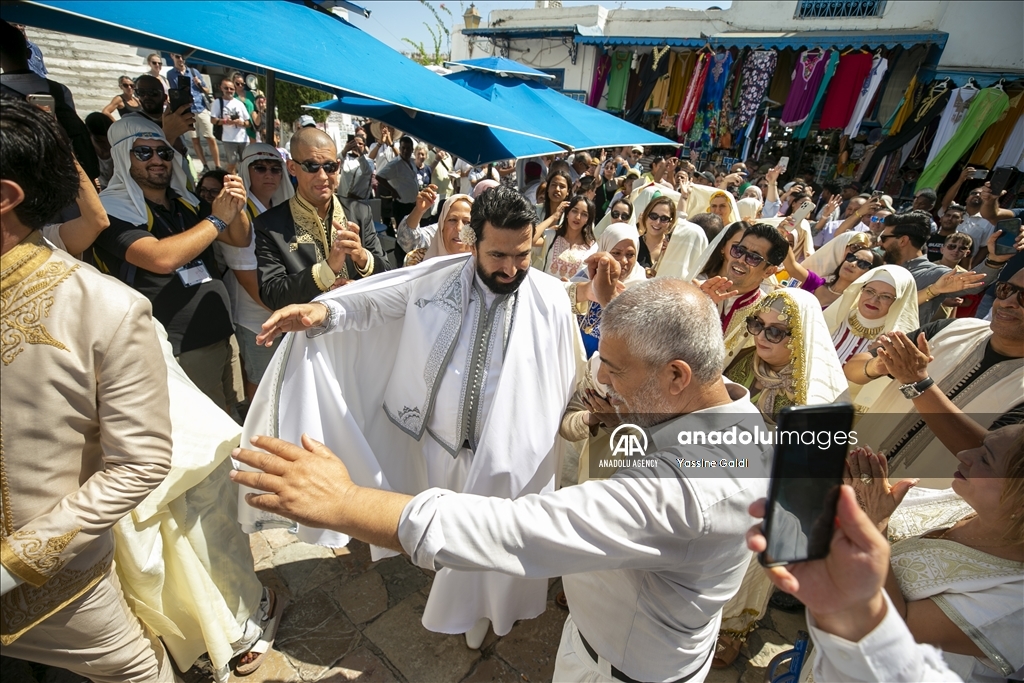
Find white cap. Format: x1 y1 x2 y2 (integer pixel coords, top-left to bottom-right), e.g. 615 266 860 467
298 114 316 128
631 145 643 153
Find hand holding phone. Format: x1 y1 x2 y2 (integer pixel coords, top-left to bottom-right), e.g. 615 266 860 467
994 218 1022 256
26 93 55 113
778 156 789 171
760 404 855 567
789 200 815 226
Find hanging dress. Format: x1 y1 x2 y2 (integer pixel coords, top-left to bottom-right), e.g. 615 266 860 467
995 109 1024 170
845 54 889 138
687 51 733 148
917 87 1011 191
876 45 929 126
677 53 710 136
924 86 980 168
794 50 839 139
736 50 778 130
768 48 796 106
661 50 692 129
626 47 670 124
819 52 874 130
588 52 612 108
780 49 830 127
969 87 1024 167
605 51 632 112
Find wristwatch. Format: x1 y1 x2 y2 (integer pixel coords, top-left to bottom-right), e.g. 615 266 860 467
898 376 934 399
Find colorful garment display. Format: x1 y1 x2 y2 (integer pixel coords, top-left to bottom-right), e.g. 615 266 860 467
768 48 796 105
659 50 693 129
587 52 611 108
995 109 1024 170
923 85 979 168
819 52 874 130
845 54 889 137
604 51 632 112
859 79 951 183
736 50 777 129
887 75 919 135
625 48 670 123
677 52 710 136
917 86 1010 191
876 45 929 126
687 51 733 148
646 47 673 112
969 86 1024 167
780 49 831 126
793 51 839 139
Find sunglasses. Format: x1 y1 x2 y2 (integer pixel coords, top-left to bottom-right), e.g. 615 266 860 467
861 286 896 305
944 243 971 252
131 145 175 162
121 82 134 88
150 60 161 65
869 216 885 223
647 213 672 224
295 159 339 174
730 243 767 268
878 233 897 243
845 253 874 270
251 164 283 174
994 281 1024 306
136 88 163 98
746 315 791 344
610 210 630 221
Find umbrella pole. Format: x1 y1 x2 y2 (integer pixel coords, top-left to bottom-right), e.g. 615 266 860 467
265 70 277 145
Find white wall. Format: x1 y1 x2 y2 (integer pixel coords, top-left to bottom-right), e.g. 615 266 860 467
935 1 1024 70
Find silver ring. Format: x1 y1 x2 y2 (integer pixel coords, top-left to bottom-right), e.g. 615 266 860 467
859 474 873 485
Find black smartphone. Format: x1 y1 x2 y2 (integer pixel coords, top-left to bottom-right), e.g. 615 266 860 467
994 218 1021 256
759 404 855 567
989 166 1014 196
168 83 191 113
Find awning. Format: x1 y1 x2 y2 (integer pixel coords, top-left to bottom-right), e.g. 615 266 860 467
462 24 603 40
444 59 676 151
444 56 554 81
575 29 948 51
921 65 1024 88
3 0 555 143
309 96 565 165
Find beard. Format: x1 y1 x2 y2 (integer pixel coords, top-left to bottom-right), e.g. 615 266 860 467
607 373 675 428
882 242 902 265
130 164 171 191
476 260 528 295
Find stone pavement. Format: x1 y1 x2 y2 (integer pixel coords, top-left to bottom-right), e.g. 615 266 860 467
1 528 807 683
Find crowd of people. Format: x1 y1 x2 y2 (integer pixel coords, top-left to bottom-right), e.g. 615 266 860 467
1 17 1022 683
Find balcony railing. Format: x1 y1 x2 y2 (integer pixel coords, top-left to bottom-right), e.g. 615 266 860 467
794 0 887 18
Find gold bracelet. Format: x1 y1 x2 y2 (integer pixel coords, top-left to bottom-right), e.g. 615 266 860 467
924 285 936 300
864 358 880 380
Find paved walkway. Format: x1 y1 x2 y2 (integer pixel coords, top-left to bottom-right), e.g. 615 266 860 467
1 529 806 682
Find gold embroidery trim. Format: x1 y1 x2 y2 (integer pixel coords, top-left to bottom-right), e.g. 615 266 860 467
1 231 78 365
1 528 80 586
0 418 10 537
0 550 111 645
288 194 349 279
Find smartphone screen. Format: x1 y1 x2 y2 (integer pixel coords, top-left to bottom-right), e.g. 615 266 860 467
995 218 1021 255
973 168 990 180
778 156 789 170
760 404 854 567
168 84 191 113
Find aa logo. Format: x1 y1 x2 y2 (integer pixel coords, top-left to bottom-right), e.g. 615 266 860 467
609 424 648 458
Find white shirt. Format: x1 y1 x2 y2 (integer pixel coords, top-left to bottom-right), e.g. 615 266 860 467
957 212 994 260
210 97 250 144
377 156 421 204
217 197 269 334
452 158 474 196
809 591 964 682
398 385 772 682
339 153 374 199
368 142 396 166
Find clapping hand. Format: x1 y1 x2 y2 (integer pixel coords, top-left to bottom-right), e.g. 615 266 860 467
328 220 368 271
844 446 917 530
697 275 739 305
212 174 247 224
875 331 932 384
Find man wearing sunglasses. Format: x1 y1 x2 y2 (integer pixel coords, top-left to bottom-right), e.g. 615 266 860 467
254 127 388 310
94 116 251 411
698 223 790 363
847 267 1024 483
877 211 1010 322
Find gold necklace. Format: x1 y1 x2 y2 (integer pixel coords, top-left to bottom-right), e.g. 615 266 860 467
847 311 884 339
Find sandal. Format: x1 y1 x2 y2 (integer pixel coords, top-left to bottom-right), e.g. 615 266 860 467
711 633 742 669
234 587 287 676
555 590 568 610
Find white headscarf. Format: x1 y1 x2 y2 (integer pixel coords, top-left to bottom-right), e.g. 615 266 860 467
823 265 919 336
239 143 293 211
424 194 473 261
750 287 849 410
594 221 647 286
801 230 872 279
684 184 740 225
737 197 761 221
100 116 197 226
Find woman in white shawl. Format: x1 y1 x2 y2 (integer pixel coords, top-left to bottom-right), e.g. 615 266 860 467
824 266 919 365
845 426 1024 683
567 221 647 357
397 189 473 266
800 230 872 282
713 286 849 668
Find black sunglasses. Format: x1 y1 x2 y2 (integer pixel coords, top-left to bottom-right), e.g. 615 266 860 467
845 253 873 270
944 243 971 252
610 210 630 221
878 233 897 243
131 145 175 162
647 212 672 224
136 88 163 98
251 164 283 174
730 243 767 268
120 82 134 88
296 159 339 174
745 315 791 344
995 281 1024 307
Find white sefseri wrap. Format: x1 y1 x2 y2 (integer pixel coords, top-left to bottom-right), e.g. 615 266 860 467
237 253 582 635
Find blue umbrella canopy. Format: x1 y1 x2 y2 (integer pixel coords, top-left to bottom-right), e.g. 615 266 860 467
309 95 564 164
3 1 555 143
445 58 677 151
444 56 554 80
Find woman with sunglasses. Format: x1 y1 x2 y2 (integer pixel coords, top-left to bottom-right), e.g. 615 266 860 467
637 195 676 277
782 233 883 308
102 76 143 121
535 194 598 279
933 233 983 319
823 266 919 365
713 287 847 668
144 53 169 91
606 198 633 224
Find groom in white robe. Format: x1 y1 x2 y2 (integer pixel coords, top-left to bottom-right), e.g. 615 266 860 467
240 186 584 646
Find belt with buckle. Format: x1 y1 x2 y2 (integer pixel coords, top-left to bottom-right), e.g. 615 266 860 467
577 630 711 683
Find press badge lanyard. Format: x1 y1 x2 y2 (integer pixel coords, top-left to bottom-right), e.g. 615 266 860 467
150 201 212 287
